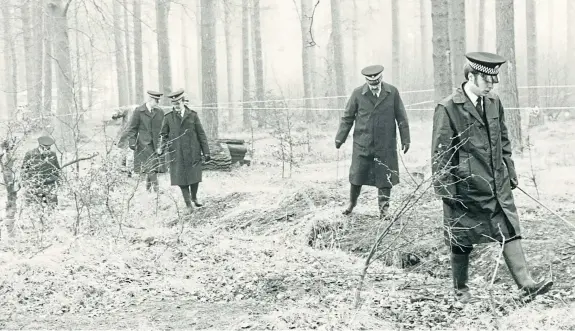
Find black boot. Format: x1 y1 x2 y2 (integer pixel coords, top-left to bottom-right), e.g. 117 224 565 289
503 240 553 300
451 253 475 303
342 184 362 215
179 185 194 214
190 183 203 207
378 188 391 218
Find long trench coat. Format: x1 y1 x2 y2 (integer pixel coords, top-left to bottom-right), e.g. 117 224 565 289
335 82 411 188
123 104 165 174
431 85 521 247
159 106 210 186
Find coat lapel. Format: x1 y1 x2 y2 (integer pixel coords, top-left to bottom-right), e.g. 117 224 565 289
454 86 484 124
374 83 391 108
361 82 390 108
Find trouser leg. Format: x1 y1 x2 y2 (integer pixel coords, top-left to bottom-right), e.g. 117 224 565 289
342 184 362 215
450 244 475 303
190 183 203 207
179 185 194 213
148 173 159 192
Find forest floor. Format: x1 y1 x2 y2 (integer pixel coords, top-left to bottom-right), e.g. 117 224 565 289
1 117 575 330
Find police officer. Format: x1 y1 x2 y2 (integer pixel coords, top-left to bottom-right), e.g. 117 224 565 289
431 52 553 303
21 136 61 208
159 89 211 213
335 65 411 218
122 90 165 192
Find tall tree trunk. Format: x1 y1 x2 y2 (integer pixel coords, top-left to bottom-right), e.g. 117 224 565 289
181 9 191 98
113 0 129 106
251 0 265 127
2 3 17 116
496 0 522 153
43 1 53 120
431 0 452 103
223 0 234 126
196 0 202 103
526 0 542 127
32 0 44 115
20 2 38 113
156 0 172 105
391 0 400 87
242 0 251 130
351 0 358 72
419 0 429 87
201 0 218 139
330 0 345 111
124 0 134 104
74 2 83 116
300 0 315 123
133 0 144 102
48 0 75 148
568 0 575 105
448 0 466 87
477 0 485 50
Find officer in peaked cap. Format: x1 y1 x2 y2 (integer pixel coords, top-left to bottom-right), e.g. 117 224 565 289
431 51 553 304
120 88 166 192
159 88 211 214
334 64 411 219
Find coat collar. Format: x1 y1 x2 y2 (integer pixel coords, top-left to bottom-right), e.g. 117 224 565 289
453 83 498 123
361 81 392 107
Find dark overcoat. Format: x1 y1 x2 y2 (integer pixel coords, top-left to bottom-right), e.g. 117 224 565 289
159 106 210 186
335 82 411 188
21 147 61 204
122 104 165 174
431 85 521 247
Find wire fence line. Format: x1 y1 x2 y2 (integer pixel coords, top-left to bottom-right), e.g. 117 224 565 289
1 83 575 124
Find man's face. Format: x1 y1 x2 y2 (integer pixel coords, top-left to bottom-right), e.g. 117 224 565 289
468 73 497 96
173 100 184 110
150 98 160 106
365 73 382 87
39 144 51 154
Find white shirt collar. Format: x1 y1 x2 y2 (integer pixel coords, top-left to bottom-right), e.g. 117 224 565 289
463 82 480 107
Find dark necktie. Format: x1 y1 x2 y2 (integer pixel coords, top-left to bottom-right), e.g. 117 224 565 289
476 96 483 117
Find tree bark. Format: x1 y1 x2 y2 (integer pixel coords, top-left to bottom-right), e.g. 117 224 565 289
113 0 129 106
20 2 39 113
251 0 265 127
181 8 191 99
496 0 522 153
526 0 542 127
391 0 400 87
201 0 219 139
448 0 466 87
431 0 452 103
477 0 485 50
569 0 575 105
223 0 234 126
133 0 144 102
48 0 75 148
300 0 315 123
242 0 251 130
330 0 346 111
43 5 53 121
419 0 429 87
32 0 44 115
156 0 172 105
2 3 17 117
123 0 134 104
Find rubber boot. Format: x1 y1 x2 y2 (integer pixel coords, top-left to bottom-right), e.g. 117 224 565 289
190 183 203 207
179 185 194 214
378 188 391 219
451 253 475 303
342 184 362 215
503 240 553 300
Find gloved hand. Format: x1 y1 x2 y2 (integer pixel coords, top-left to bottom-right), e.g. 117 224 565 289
335 140 342 149
204 154 211 162
129 144 136 151
510 177 518 190
156 148 163 155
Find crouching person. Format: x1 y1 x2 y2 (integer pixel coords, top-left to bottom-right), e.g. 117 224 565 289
21 136 61 211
